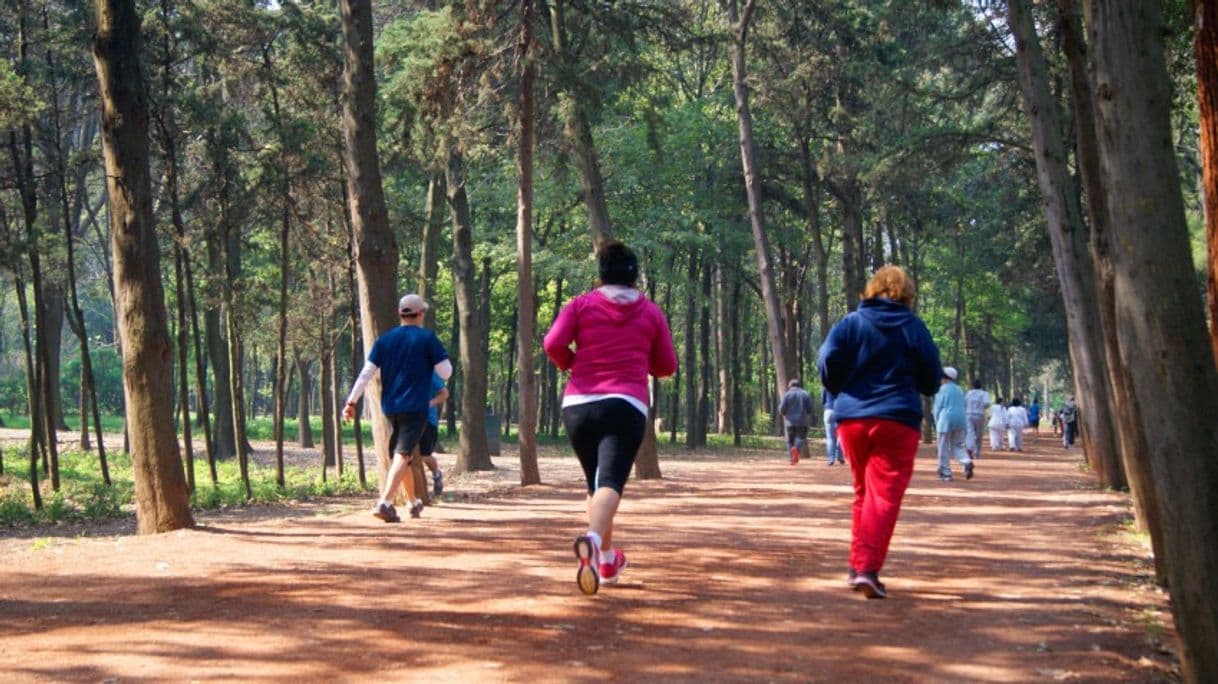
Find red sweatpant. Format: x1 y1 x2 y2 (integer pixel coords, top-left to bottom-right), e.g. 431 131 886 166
837 418 921 574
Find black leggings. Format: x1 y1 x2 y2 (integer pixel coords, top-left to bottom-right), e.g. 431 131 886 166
562 398 647 495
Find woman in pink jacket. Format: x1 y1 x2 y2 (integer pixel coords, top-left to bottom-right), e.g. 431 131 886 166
543 241 677 595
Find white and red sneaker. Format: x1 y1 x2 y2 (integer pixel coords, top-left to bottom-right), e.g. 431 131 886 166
573 535 600 595
789 446 800 465
599 549 629 585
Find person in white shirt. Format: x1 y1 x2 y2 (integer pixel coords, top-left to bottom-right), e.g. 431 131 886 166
987 397 1008 451
1005 397 1029 452
963 380 990 459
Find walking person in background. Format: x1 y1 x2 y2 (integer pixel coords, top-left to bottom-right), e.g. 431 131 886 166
343 294 452 523
1027 398 1041 443
418 372 449 498
1006 397 1029 452
1059 396 1079 449
988 397 1008 452
818 265 943 599
933 367 973 481
543 241 677 596
964 380 989 460
823 388 845 465
778 379 816 465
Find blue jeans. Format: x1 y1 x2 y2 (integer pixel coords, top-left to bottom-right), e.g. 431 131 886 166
824 409 843 463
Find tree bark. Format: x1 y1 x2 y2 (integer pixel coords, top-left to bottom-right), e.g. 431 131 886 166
295 351 314 448
1196 0 1218 367
1057 0 1164 577
715 263 732 434
13 275 43 510
339 0 399 492
91 0 193 532
1088 3 1218 679
1008 0 1125 490
185 249 216 486
684 251 697 448
420 174 446 331
514 0 540 484
447 152 493 472
726 0 790 394
343 195 367 487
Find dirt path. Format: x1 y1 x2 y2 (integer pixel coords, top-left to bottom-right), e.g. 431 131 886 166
0 436 1176 682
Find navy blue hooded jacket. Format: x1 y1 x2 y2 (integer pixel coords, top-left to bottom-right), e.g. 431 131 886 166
817 298 943 430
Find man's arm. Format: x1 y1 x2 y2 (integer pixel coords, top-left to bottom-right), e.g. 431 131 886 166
342 361 379 420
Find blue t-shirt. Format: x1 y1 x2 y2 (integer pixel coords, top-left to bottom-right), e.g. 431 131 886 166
1027 403 1040 422
427 372 445 426
367 325 449 415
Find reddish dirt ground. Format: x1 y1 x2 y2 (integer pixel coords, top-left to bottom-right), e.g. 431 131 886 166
0 435 1178 683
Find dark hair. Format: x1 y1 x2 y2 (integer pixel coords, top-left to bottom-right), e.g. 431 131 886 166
598 240 639 287
972 379 982 390
1010 397 1022 407
788 378 802 388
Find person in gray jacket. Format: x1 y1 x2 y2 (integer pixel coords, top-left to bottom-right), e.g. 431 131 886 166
778 378 816 465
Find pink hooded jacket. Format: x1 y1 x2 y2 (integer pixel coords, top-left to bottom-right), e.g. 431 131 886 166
543 289 677 409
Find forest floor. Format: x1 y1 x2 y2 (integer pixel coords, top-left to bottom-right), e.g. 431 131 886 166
0 432 1179 682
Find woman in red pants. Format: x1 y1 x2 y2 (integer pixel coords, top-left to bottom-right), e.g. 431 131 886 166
817 265 943 599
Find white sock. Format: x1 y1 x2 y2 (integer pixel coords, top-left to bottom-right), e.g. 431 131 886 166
601 548 616 564
585 530 603 551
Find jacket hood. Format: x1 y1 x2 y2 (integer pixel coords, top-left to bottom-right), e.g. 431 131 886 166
590 288 648 322
856 297 915 330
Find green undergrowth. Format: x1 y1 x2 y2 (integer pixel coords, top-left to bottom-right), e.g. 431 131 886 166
0 447 372 527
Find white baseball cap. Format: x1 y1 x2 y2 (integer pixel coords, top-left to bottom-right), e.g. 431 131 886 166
943 366 958 381
398 293 428 316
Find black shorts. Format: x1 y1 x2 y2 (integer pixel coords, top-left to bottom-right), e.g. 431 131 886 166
388 412 428 457
419 422 439 456
1029 419 1040 428
561 398 647 495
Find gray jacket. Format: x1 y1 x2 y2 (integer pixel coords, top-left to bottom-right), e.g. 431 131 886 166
778 388 816 427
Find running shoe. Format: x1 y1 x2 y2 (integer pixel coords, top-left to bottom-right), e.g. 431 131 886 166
573 534 600 595
599 550 629 585
789 446 800 465
850 571 888 599
433 470 444 497
409 498 424 518
965 462 975 480
373 502 400 523
847 568 858 587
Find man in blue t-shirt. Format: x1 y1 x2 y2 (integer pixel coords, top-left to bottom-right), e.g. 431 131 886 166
418 372 449 498
343 293 452 523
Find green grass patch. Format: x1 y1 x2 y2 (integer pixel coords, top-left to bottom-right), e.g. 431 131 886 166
0 446 374 528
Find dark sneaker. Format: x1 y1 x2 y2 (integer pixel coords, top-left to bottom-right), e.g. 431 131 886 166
409 499 424 518
836 458 847 465
599 549 628 585
373 502 400 523
965 462 974 480
574 535 600 595
433 471 444 497
938 471 953 482
850 571 888 599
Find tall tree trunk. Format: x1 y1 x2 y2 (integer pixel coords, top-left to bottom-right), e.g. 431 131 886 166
186 250 216 486
635 276 662 479
1008 0 1125 490
339 0 399 492
295 351 314 448
516 0 540 485
13 275 43 510
204 273 236 459
319 327 336 470
344 197 366 487
797 136 831 342
726 0 790 393
42 284 68 432
420 174 445 331
91 0 193 531
1057 0 1164 578
447 152 493 473
1196 0 1218 367
697 257 712 446
548 275 563 437
1088 3 1218 679
839 179 866 310
684 251 697 448
715 263 732 434
731 276 744 446
547 0 611 249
